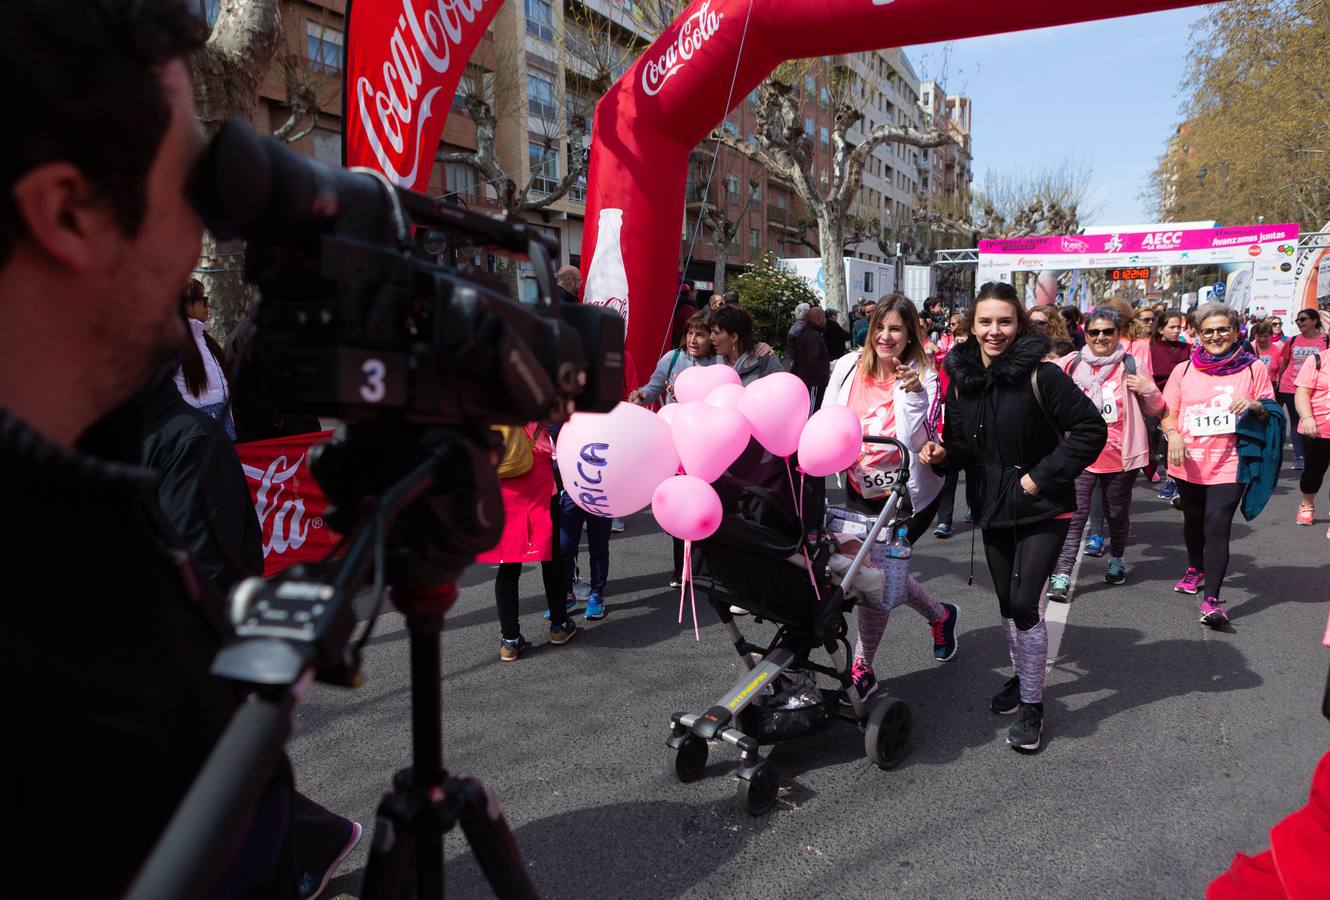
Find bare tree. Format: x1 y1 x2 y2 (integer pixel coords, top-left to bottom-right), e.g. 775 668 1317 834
972 156 1100 238
711 63 950 314
696 178 761 293
189 0 285 341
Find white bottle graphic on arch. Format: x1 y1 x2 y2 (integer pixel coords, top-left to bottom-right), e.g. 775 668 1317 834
583 208 630 332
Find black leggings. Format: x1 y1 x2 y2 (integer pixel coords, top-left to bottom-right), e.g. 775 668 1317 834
494 496 569 639
1174 480 1244 601
981 519 1070 631
1301 436 1330 496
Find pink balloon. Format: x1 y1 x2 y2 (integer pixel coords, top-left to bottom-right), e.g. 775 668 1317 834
657 403 681 425
670 401 751 482
652 475 723 541
674 364 740 404
555 402 681 517
704 382 745 409
738 371 809 457
797 405 864 477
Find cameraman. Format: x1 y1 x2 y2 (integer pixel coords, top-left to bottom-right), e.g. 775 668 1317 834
1 3 292 898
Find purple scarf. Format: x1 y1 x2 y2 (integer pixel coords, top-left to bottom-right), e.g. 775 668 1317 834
1191 339 1259 376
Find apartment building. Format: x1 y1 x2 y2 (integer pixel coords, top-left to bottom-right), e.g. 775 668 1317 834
919 80 974 206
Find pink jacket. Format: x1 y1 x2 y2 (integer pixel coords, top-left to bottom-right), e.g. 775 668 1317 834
476 425 556 564
1057 351 1164 472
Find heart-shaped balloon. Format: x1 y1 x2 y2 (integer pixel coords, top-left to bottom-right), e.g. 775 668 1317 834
555 402 680 517
674 363 740 404
652 474 723 541
657 403 682 425
797 404 864 477
738 371 810 457
670 401 752 482
704 382 745 409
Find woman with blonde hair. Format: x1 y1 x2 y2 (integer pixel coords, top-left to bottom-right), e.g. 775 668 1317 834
825 294 956 703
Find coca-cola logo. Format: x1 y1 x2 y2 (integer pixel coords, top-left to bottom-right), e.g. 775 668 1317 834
355 0 488 186
641 1 724 97
242 454 314 558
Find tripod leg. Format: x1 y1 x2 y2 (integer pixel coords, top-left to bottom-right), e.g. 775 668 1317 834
360 779 422 900
452 777 539 900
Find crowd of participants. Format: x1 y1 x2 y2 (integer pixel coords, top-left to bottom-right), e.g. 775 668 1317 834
480 274 1329 756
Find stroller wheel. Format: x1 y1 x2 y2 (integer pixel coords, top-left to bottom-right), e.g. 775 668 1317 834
737 762 780 816
669 735 708 783
864 696 911 770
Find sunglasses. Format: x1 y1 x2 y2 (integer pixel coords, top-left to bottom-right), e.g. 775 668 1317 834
1296 316 1314 323
1139 316 1156 323
1200 326 1233 338
1085 327 1118 337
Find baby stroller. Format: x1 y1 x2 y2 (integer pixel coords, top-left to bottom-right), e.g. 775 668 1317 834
667 436 915 815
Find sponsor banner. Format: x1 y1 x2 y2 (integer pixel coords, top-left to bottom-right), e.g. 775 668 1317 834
236 431 339 577
979 224 1299 256
343 0 501 191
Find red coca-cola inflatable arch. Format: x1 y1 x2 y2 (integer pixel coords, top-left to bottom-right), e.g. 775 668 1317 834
341 0 1208 372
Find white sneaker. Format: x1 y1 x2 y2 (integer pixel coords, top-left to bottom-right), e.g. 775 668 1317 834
729 605 749 615
611 517 625 533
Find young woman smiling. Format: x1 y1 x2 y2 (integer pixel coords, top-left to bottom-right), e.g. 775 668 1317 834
920 282 1105 752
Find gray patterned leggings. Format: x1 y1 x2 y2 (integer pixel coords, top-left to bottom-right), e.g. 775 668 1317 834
1055 468 1140 575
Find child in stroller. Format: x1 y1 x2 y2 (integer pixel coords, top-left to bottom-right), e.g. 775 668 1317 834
667 436 918 815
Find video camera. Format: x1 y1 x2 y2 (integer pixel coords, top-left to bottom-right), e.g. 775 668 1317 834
192 119 623 428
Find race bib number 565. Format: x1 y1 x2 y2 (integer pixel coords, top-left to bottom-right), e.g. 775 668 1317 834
853 462 897 499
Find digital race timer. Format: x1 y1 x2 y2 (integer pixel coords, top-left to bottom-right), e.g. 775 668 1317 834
1107 267 1152 281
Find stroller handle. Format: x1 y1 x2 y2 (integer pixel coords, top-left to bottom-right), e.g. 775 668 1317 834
860 435 911 483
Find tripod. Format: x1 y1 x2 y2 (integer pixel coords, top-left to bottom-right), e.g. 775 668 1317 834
126 427 538 900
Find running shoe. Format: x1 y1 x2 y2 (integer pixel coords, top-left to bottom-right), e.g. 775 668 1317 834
1294 456 1306 471
1173 567 1204 595
838 658 879 706
1157 480 1179 502
571 576 591 601
669 578 683 589
298 816 364 900
1046 574 1071 603
1170 493 1183 511
499 635 531 662
991 676 1021 715
548 618 578 644
1083 533 1106 557
931 602 959 661
1105 556 1127 585
1297 505 1315 526
729 605 749 616
1007 702 1045 752
963 507 973 523
933 522 954 538
1199 597 1230 628
611 517 625 533
544 595 578 620
585 594 606 620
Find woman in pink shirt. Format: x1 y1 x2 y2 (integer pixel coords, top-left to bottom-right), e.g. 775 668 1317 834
825 295 956 704
1276 310 1330 469
1161 302 1275 627
1293 343 1330 534
1046 307 1164 601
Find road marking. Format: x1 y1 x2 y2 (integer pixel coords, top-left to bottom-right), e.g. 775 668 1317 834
1044 542 1085 666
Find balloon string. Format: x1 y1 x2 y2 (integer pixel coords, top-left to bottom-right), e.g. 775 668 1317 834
783 458 821 603
784 456 802 521
677 539 700 641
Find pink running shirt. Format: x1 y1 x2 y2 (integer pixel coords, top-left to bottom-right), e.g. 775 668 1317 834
1278 334 1330 393
1164 361 1275 485
847 374 901 493
1294 349 1330 434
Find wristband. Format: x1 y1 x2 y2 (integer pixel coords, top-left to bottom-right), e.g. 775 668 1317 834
1163 428 1180 439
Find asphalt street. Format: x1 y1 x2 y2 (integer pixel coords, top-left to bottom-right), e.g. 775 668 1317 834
292 462 1329 899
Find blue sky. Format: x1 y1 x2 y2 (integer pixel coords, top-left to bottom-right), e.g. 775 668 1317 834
905 4 1217 228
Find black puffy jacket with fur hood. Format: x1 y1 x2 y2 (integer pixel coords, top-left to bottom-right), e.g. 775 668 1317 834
940 330 1107 529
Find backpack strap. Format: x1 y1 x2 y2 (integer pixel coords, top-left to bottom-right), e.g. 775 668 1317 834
1029 365 1065 445
666 349 682 377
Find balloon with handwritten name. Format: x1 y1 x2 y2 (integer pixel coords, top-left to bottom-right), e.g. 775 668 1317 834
556 402 680 517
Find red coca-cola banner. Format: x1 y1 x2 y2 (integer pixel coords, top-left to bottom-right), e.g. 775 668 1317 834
342 0 500 189
582 0 1213 372
236 431 340 577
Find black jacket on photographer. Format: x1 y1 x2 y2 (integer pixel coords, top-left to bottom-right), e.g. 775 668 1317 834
0 399 292 899
939 331 1106 530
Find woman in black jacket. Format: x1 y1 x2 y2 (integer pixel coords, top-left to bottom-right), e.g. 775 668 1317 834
920 282 1106 752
